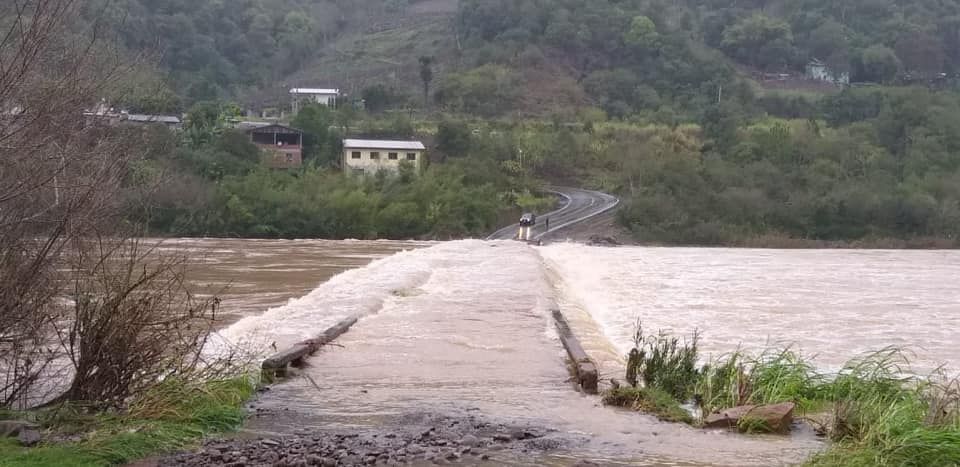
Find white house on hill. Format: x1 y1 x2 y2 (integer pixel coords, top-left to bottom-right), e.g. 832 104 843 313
343 139 426 176
290 88 339 113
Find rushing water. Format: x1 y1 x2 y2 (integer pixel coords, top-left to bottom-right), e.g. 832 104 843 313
541 245 960 374
163 238 430 326
184 239 960 466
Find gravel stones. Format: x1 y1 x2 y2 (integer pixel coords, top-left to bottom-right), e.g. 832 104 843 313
158 413 570 466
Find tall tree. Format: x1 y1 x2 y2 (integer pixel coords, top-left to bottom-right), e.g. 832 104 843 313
419 56 435 107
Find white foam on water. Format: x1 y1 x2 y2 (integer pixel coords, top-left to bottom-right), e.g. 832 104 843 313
208 240 529 357
541 243 960 373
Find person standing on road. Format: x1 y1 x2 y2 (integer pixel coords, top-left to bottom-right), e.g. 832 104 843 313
545 218 550 231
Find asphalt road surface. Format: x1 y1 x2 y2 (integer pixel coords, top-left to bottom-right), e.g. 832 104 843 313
487 187 620 241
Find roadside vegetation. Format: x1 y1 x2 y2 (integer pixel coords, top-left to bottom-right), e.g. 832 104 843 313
603 321 960 466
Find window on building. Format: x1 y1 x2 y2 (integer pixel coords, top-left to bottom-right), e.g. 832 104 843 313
406 153 417 161
371 152 380 160
388 152 398 160
286 154 293 163
351 151 361 159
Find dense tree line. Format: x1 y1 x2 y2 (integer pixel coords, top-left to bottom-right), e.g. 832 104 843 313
458 0 960 78
615 87 960 244
449 0 960 120
125 104 549 239
432 86 960 245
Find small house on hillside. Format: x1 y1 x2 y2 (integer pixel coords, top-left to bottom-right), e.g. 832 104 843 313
290 88 339 113
82 102 183 129
125 113 182 129
806 59 850 85
247 124 303 169
343 139 426 176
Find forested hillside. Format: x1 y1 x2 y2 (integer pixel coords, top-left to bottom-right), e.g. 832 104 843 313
82 0 417 106
85 0 960 116
49 1 960 245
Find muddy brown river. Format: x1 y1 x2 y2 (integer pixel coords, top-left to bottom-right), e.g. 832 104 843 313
173 238 960 466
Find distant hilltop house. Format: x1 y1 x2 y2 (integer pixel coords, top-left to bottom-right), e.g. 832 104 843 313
806 59 850 85
82 101 182 129
290 88 339 113
343 139 426 176
247 124 304 169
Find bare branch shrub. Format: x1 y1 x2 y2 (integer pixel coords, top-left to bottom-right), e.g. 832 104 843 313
56 236 220 408
1 1 229 410
0 0 131 408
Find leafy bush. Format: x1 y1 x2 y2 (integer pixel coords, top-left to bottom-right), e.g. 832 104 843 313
624 321 701 401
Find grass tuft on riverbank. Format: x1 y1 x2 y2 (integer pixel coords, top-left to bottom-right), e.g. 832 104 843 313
603 387 694 424
0 376 257 467
603 322 960 466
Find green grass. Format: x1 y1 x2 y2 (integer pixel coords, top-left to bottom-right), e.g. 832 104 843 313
738 415 776 434
804 349 960 466
0 376 256 467
615 323 960 465
698 347 827 417
602 387 695 425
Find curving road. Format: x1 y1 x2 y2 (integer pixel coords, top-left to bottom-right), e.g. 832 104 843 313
487 187 620 241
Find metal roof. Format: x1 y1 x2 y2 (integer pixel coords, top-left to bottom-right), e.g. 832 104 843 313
234 121 273 130
289 88 340 95
343 139 426 150
246 124 303 134
127 114 181 124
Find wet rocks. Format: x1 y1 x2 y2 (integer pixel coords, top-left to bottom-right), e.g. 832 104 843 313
17 428 43 447
158 413 572 466
460 434 480 447
704 402 796 433
587 235 620 247
0 420 39 438
1 420 42 448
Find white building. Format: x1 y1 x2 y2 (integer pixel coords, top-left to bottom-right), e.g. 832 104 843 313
806 59 850 85
290 88 340 113
343 139 426 176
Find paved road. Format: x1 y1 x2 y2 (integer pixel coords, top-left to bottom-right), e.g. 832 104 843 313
487 187 620 241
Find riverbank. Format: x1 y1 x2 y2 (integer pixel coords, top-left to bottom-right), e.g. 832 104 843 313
0 378 256 467
600 324 960 467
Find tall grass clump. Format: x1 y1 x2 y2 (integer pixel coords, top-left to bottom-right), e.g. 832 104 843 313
698 347 825 416
624 320 701 401
806 349 960 466
606 319 960 466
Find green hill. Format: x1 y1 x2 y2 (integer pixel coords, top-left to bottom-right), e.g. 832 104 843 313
86 0 960 118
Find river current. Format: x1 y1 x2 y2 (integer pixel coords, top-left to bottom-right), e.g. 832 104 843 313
178 238 960 466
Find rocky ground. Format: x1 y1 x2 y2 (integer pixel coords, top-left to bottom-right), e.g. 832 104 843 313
158 411 590 466
542 210 635 246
